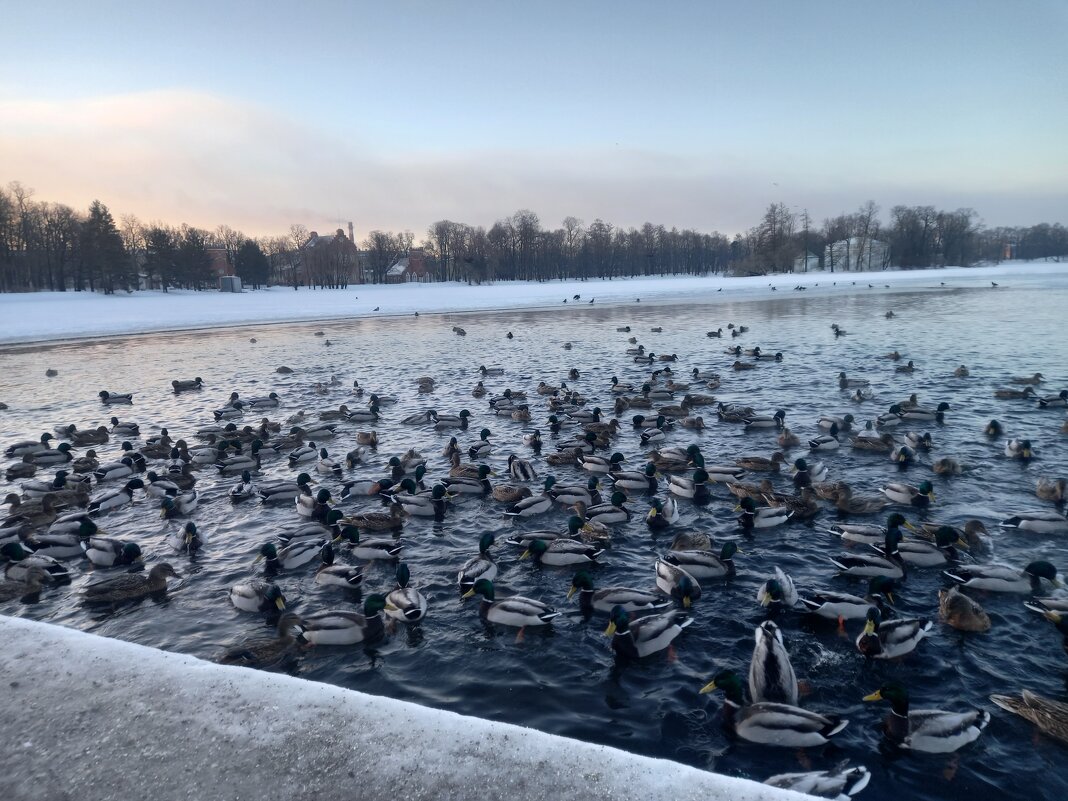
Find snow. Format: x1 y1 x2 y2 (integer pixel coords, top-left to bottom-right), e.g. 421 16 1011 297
0 261 1063 346
0 614 805 801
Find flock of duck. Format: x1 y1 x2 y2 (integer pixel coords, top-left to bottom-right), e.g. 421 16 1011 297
2 308 1068 801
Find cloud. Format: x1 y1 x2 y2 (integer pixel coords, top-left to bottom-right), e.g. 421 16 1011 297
1 89 1064 239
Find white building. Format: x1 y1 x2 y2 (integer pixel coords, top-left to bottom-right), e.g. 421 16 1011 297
823 237 890 272
793 251 821 272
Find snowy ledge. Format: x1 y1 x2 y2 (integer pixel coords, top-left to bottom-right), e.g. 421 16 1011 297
0 615 803 801
0 261 1063 346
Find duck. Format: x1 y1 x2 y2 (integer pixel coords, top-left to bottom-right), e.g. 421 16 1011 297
443 464 493 495
5 432 54 458
749 621 798 704
109 417 140 438
87 478 145 514
763 765 871 800
568 570 670 616
299 596 391 647
611 462 658 492
218 612 305 667
605 604 692 659
32 442 74 466
663 542 738 579
83 562 181 604
506 454 538 482
856 606 932 659
315 447 343 478
654 559 701 606
1011 372 1045 385
335 526 404 560
255 540 325 571
777 428 800 448
700 669 848 747
0 565 50 602
1005 438 1034 461
582 491 632 525
809 423 841 451
1039 390 1068 408
882 480 935 507
522 537 604 567
69 426 110 447
314 546 364 590
296 488 333 519
645 497 679 529
743 409 786 430
504 487 553 517
828 513 911 546
98 390 133 404
829 535 906 580
735 452 786 473
159 490 199 519
547 476 601 507
228 579 287 613
818 413 854 431
258 472 313 504
457 533 497 592
341 503 407 532
737 497 792 530
990 690 1068 746
838 372 870 389
834 484 891 515
228 470 257 502
939 585 991 632
890 526 965 567
798 576 897 623
667 468 711 503
392 483 449 520
1036 478 1067 503
467 428 493 459
864 681 989 752
944 560 1060 592
71 450 99 474
462 578 560 630
852 432 897 453
385 563 427 623
757 567 798 613
670 531 713 551
916 519 989 551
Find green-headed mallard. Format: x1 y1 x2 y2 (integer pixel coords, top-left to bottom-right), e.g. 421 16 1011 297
856 606 932 659
521 537 604 567
654 558 701 606
864 681 989 752
757 567 797 611
944 560 1061 592
335 526 403 561
999 509 1068 534
829 530 906 579
462 578 559 629
83 537 142 567
458 533 497 592
736 496 792 529
667 468 711 503
749 620 798 705
700 669 848 747
443 463 493 494
664 542 738 580
610 462 658 492
578 451 626 473
645 497 679 529
299 595 391 646
891 526 965 567
605 604 691 658
799 576 896 622
504 487 553 517
568 570 669 615
83 562 180 604
764 765 870 800
581 490 632 525
229 579 286 613
255 539 324 571
166 521 203 554
385 563 427 623
259 472 313 504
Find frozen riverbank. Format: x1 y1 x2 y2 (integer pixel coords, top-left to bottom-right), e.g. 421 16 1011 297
0 615 803 801
0 261 1063 345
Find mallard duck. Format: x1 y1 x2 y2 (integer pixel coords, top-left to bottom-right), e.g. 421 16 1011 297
258 472 313 504
735 452 786 472
582 491 631 525
32 442 73 466
828 513 911 545
736 497 792 529
1011 372 1045 385
522 537 604 567
384 563 427 623
300 596 392 646
944 560 1061 593
605 604 691 658
939 585 991 632
917 519 989 551
296 487 332 520
819 413 854 431
546 476 600 507
669 531 713 551
218 612 304 667
838 372 870 389
829 535 905 579
654 558 701 606
1039 390 1068 408
160 490 198 519
504 488 553 517
890 526 966 567
757 567 798 612
700 669 848 747
864 682 989 752
83 562 180 604
462 578 559 629
227 470 257 502
1036 478 1067 502
799 577 896 622
171 377 203 393
1 542 69 582
83 535 142 567
313 447 342 479
0 565 49 602
568 570 669 615
69 425 110 447
5 432 54 458
763 486 820 520
809 423 840 451
952 364 970 377
255 540 325 571
776 428 800 448
98 390 133 404
853 432 897 453
742 409 786 430
856 607 932 659
392 483 449 520
504 453 537 483
664 542 738 580
443 464 493 495
899 402 950 422
834 484 891 515
991 691 1068 745
645 497 679 530
611 462 658 492
649 444 702 472
457 533 497 592
882 480 935 507
229 579 286 613
335 526 403 560
578 451 625 474
467 428 493 460
984 419 1004 437
492 484 531 505
667 468 711 504
164 521 203 554
1005 438 1034 461
764 765 871 800
932 457 967 474
749 620 798 704
70 450 99 474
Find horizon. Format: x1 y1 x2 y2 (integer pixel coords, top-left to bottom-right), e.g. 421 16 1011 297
2 0 1066 239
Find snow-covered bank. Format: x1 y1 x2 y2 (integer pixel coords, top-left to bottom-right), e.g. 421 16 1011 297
0 615 802 801
0 261 1063 346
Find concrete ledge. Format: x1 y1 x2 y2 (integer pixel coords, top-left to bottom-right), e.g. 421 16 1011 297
0 615 803 801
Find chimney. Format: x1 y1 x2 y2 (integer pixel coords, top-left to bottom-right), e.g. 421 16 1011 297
347 221 354 243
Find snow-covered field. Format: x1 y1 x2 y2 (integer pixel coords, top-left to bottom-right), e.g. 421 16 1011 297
0 261 1062 345
0 615 804 801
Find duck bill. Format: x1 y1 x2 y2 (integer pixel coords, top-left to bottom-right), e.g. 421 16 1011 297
902 521 916 531
603 621 617 636
758 591 771 607
885 592 895 604
384 601 399 612
646 508 657 519
863 619 876 635
733 504 741 512
566 586 577 600
275 597 286 611
519 550 531 560
1045 610 1064 623
252 554 264 565
682 595 692 608
699 680 717 695
461 588 476 600
863 690 883 702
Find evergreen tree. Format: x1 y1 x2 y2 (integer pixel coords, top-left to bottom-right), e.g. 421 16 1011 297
234 238 269 289
80 200 129 293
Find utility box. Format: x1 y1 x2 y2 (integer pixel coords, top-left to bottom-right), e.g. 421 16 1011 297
219 276 243 292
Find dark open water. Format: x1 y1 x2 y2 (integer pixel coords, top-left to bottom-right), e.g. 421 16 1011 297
2 276 1067 800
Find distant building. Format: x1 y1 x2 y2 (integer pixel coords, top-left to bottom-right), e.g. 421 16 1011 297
823 237 890 272
205 247 233 278
302 226 366 284
385 248 432 283
793 251 821 273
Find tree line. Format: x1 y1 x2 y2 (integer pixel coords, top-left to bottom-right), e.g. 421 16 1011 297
1 180 1065 293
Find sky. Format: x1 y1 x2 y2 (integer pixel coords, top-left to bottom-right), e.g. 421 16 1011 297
1 0 1066 239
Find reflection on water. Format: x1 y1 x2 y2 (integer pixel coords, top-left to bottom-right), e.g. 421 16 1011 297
2 280 1068 801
